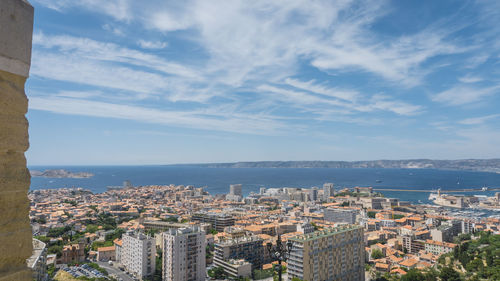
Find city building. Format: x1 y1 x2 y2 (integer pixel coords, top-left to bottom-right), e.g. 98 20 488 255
191 212 235 232
297 221 315 234
430 226 454 243
97 246 116 262
214 259 252 279
324 208 357 224
309 187 319 201
288 225 365 281
162 227 206 281
114 239 122 263
27 238 47 281
58 243 85 264
227 184 243 201
214 235 264 272
323 183 335 201
424 240 457 255
122 232 155 280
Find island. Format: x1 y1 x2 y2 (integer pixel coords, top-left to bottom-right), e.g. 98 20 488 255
30 169 94 178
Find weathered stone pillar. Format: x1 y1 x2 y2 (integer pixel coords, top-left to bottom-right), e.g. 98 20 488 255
0 1 34 280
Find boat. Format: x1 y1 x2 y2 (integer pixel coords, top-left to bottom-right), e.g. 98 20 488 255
375 180 382 183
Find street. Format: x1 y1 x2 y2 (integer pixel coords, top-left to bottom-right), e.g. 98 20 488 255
96 261 134 281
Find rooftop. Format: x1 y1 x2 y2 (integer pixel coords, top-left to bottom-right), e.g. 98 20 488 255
289 225 362 242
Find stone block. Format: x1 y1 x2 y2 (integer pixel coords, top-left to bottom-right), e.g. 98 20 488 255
0 0 34 77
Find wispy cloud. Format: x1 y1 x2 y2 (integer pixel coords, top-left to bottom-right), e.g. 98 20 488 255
431 85 500 106
137 40 168 49
29 96 287 135
458 114 500 125
458 74 483 83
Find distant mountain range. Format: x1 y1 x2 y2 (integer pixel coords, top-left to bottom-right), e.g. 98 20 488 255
30 169 94 178
176 159 500 173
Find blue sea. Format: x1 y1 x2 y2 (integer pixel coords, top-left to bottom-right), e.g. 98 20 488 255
28 166 500 205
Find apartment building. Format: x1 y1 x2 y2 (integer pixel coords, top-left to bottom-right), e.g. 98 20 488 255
214 235 264 272
424 240 457 255
323 183 335 202
323 208 358 224
27 238 48 281
191 212 235 232
122 232 155 280
162 226 206 281
288 225 365 281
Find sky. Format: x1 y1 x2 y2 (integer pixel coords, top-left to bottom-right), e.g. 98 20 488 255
26 0 500 165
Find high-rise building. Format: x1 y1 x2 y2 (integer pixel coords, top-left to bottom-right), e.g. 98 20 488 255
162 227 206 281
230 184 243 196
323 183 335 201
309 187 318 201
227 184 243 201
121 232 155 280
288 225 365 281
323 208 358 224
214 236 264 272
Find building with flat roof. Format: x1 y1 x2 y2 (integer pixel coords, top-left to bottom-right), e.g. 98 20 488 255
323 183 335 201
122 232 155 280
214 235 264 272
191 212 235 232
26 238 47 281
287 225 365 281
323 208 358 224
162 227 206 281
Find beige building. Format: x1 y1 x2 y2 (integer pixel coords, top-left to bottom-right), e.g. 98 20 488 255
162 227 206 281
288 225 365 281
97 246 116 262
122 232 155 280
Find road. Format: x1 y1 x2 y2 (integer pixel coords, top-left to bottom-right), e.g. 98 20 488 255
96 261 134 281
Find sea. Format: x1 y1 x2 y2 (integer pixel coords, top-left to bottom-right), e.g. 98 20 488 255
29 166 500 207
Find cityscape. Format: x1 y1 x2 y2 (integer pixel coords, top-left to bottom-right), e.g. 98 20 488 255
26 181 500 280
1 0 500 281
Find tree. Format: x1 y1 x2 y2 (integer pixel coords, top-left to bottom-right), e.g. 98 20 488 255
439 266 461 281
401 269 426 281
371 249 384 259
367 211 376 218
208 266 226 279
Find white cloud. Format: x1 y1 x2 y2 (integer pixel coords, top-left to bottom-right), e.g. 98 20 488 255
33 0 132 21
432 85 500 106
257 85 421 116
28 96 286 135
458 74 483 83
102 24 125 36
137 40 168 49
285 78 359 102
458 114 500 125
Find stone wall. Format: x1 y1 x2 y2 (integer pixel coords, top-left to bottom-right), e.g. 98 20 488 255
0 1 34 280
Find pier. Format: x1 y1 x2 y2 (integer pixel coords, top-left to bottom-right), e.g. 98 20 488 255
372 187 500 193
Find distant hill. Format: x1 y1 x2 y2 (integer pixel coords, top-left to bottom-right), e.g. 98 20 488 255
30 169 94 178
174 159 500 173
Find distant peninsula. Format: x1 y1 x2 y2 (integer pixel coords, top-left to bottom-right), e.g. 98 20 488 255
30 169 94 179
175 159 500 173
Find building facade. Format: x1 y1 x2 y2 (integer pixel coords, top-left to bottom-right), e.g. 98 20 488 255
323 183 335 201
191 212 235 232
121 232 155 280
323 208 357 224
288 225 365 281
26 238 47 281
214 235 264 272
162 227 206 281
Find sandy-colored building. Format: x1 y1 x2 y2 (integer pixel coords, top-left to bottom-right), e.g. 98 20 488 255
288 225 365 281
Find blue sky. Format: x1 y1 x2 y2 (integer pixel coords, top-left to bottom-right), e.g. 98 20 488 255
26 0 500 165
